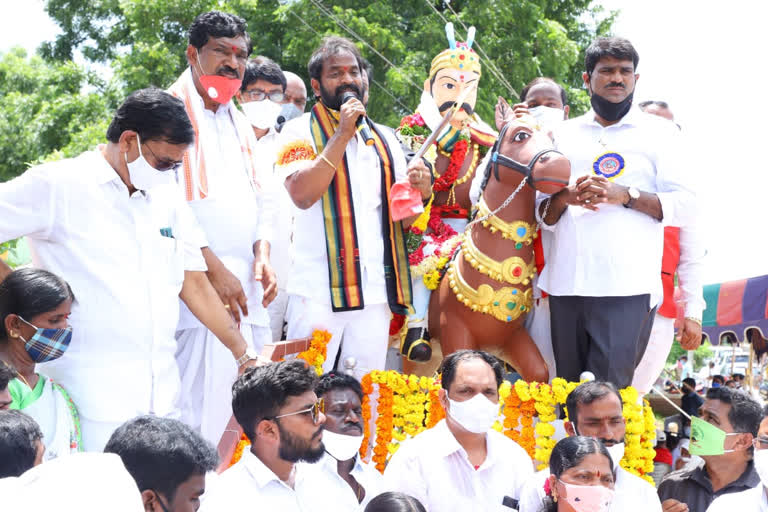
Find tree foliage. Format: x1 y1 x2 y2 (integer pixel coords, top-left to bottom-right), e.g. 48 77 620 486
0 47 119 181
40 0 615 129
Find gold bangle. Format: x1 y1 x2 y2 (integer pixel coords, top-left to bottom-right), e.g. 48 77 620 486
685 317 702 326
318 154 336 169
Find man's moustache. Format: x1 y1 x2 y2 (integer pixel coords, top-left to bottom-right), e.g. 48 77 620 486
438 101 474 115
606 83 624 88
335 85 361 98
217 67 239 78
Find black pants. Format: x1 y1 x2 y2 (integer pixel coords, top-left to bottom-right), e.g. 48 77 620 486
549 294 656 388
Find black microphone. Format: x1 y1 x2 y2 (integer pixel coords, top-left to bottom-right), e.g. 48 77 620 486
341 91 375 146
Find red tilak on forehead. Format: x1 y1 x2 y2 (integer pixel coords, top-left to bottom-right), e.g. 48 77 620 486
232 45 239 52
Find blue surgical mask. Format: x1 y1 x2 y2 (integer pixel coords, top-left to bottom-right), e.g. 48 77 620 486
18 317 72 363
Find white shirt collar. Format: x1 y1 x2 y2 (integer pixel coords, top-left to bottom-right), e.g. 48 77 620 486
428 420 500 468
241 449 296 490
89 146 125 186
581 106 643 129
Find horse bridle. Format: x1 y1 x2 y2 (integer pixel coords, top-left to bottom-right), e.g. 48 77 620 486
487 121 564 187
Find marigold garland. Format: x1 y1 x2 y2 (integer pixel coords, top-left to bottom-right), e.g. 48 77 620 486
227 364 656 485
295 329 331 375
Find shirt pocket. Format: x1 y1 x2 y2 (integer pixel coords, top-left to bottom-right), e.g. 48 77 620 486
155 235 185 288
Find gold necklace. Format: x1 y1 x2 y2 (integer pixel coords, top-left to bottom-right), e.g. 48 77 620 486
462 230 537 285
17 372 32 389
446 261 533 323
477 197 537 247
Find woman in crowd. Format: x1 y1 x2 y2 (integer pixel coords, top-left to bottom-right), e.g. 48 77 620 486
364 492 426 512
541 436 616 512
0 268 80 459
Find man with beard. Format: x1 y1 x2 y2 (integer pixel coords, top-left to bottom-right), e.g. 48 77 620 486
518 381 661 512
168 11 277 447
275 37 431 378
306 372 384 510
201 360 341 509
536 37 696 388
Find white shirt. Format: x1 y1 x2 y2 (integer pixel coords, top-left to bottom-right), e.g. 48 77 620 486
0 149 206 422
518 465 662 512
176 89 274 329
383 419 534 511
200 449 342 511
676 224 706 318
538 108 695 304
276 112 408 305
707 484 768 512
302 453 385 510
255 126 293 291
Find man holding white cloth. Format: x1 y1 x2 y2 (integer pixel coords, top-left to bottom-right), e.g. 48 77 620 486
169 11 276 447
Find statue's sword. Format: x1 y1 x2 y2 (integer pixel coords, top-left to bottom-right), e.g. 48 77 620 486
412 82 478 161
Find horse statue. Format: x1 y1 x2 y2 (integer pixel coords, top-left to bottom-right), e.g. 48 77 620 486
428 115 570 382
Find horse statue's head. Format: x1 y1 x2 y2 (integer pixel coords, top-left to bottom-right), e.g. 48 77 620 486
481 115 570 195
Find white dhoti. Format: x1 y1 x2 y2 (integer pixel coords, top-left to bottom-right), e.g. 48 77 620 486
175 323 271 447
286 295 390 380
632 314 675 394
524 296 557 382
267 288 290 341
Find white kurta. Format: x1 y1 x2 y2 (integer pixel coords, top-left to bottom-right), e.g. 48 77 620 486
383 419 534 511
276 112 408 376
0 148 206 449
172 74 276 446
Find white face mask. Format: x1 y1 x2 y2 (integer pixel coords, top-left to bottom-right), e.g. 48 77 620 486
322 429 364 461
528 105 565 129
241 99 282 129
447 393 499 434
753 450 768 486
125 134 174 191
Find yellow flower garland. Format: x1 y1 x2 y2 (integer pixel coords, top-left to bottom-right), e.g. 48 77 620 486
227 363 656 485
296 329 331 375
359 374 656 483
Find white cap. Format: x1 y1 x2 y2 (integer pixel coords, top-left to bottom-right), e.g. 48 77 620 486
579 371 596 382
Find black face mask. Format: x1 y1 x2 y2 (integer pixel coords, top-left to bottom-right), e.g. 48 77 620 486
590 89 634 122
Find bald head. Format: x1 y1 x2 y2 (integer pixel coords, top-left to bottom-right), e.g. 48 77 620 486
283 71 308 113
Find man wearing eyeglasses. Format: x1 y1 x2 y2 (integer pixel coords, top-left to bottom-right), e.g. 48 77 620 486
0 88 256 451
237 56 295 343
707 405 768 511
168 11 278 449
202 360 345 510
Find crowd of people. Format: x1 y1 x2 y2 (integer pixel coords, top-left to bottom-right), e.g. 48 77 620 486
0 8 761 512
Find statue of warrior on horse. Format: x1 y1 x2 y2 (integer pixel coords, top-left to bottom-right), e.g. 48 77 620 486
395 24 571 382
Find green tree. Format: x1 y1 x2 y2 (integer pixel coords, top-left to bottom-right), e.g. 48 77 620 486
0 47 119 181
41 0 615 127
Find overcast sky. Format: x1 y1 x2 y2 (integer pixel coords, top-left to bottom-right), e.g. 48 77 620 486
2 0 765 285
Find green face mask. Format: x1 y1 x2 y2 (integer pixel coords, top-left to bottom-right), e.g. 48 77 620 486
689 416 742 456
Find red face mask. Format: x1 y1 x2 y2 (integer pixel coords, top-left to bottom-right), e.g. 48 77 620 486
196 54 242 104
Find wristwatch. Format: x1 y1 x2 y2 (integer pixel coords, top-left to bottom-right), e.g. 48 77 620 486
623 187 640 209
236 347 260 368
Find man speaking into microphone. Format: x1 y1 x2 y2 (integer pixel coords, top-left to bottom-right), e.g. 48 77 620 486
275 36 432 378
